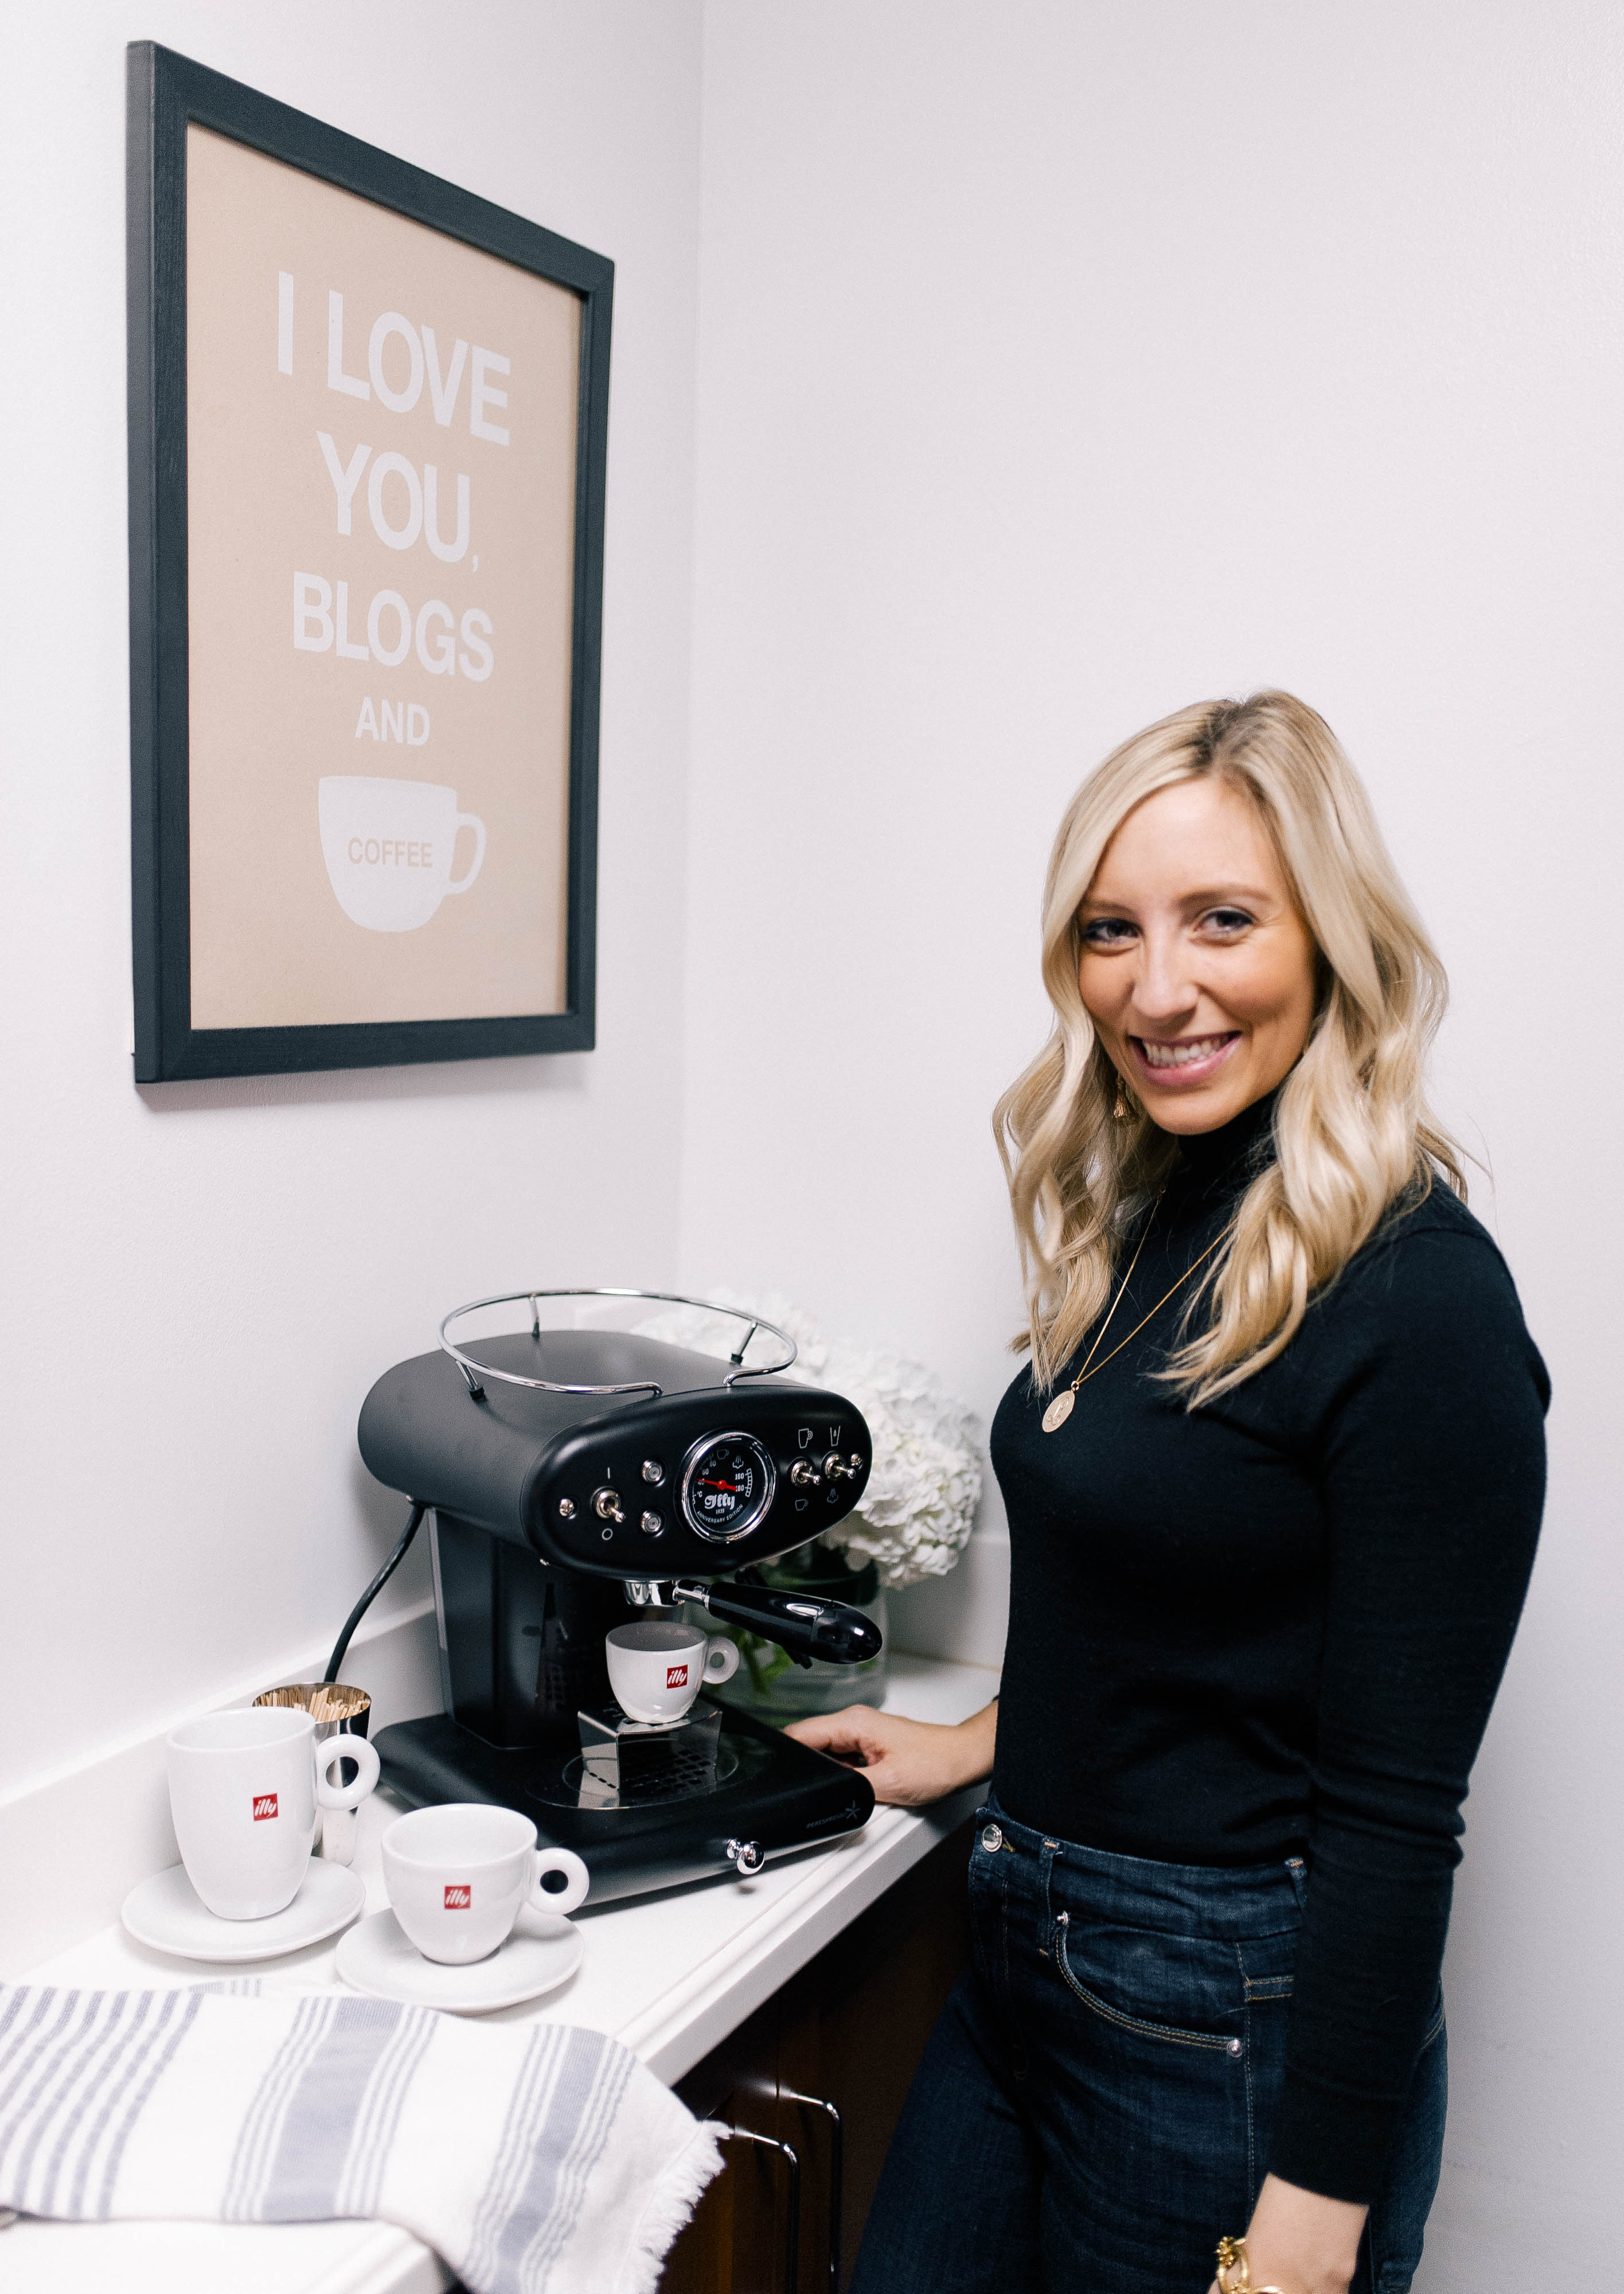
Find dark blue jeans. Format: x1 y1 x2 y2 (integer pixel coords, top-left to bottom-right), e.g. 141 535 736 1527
850 1800 1446 2294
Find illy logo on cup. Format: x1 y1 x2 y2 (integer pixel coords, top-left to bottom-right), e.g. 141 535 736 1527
666 1664 690 1690
252 1793 279 1821
444 1885 472 1910
318 777 486 934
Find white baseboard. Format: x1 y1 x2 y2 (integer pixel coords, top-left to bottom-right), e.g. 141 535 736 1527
0 1598 444 1976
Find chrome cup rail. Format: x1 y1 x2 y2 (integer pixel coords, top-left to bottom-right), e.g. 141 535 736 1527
438 1287 799 1403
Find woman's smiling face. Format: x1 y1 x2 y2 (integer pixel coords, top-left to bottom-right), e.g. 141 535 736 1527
1076 775 1318 1136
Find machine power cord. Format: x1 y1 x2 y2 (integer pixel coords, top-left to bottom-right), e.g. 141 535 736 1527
323 1503 426 1684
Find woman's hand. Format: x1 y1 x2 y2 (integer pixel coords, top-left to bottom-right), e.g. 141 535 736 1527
784 1699 997 1806
1206 2175 1368 2294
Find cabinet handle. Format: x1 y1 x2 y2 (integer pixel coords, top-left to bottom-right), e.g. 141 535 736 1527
721 2125 801 2294
782 2092 844 2294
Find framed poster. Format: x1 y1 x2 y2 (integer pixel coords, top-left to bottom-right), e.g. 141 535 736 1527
127 44 610 1081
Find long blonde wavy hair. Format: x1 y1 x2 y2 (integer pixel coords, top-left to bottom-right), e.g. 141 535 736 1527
994 691 1465 1403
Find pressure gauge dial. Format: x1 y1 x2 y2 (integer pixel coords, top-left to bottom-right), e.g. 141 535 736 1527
681 1431 776 1543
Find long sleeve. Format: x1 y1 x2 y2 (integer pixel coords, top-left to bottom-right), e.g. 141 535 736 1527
1266 1226 1548 2199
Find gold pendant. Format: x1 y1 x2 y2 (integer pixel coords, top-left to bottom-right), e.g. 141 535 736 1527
1041 1388 1075 1433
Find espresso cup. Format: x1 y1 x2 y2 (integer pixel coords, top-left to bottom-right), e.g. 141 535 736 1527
167 1706 381 1920
318 775 486 932
605 1620 740 1726
381 1804 590 1965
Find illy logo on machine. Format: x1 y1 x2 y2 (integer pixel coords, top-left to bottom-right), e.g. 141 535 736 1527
666 1664 689 1689
444 1885 472 1909
252 1793 279 1821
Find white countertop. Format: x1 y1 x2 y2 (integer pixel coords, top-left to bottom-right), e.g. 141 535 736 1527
2 1656 997 2294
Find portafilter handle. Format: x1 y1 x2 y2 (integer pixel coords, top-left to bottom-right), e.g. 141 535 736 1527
672 1578 884 1669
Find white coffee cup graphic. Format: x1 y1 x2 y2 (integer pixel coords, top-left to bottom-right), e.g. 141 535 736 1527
166 1705 381 1921
605 1620 740 1726
318 775 486 932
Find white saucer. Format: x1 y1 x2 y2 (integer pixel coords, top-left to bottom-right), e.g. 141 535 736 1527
120 1860 365 1962
335 1909 584 2014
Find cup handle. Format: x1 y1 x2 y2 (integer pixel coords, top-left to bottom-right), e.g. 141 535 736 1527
315 1731 380 1809
526 1844 590 1919
446 812 486 894
704 1636 740 1686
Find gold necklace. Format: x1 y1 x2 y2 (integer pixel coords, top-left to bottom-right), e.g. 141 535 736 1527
1040 1202 1228 1433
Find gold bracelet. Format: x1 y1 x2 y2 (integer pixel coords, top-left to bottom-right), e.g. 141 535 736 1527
1215 2235 1286 2294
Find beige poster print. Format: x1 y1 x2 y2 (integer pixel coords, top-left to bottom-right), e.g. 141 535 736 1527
185 126 579 1029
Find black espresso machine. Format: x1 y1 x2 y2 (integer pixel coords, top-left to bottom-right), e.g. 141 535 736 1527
351 1290 884 1905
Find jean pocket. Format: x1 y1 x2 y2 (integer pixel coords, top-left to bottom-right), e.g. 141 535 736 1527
1052 1917 1240 2054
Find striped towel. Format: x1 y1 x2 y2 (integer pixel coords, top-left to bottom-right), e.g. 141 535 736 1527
0 1984 723 2293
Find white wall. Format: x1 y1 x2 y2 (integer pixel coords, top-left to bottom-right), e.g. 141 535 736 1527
682 3 1623 2281
0 2 704 1786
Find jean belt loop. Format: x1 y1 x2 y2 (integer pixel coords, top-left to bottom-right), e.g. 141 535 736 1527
1038 1831 1062 1926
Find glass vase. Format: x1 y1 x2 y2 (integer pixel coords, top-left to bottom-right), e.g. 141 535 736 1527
685 1542 888 1723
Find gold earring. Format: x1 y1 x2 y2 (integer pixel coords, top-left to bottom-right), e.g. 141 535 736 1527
1114 1078 1135 1122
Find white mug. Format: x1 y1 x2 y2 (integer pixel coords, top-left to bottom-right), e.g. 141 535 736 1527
381 1804 590 1965
318 775 486 932
605 1620 740 1726
167 1706 381 1921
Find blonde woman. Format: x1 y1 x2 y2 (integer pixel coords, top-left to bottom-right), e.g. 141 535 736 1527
790 693 1547 2294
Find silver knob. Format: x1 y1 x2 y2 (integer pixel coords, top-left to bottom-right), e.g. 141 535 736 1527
642 1460 665 1485
821 1452 858 1483
592 1488 626 1524
790 1460 821 1489
640 1509 664 1537
724 1838 765 1875
557 1497 576 1520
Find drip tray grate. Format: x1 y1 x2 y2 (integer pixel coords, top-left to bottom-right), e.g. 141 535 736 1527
563 1739 744 1809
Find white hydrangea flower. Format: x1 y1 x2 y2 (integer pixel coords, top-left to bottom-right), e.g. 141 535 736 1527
633 1290 981 1590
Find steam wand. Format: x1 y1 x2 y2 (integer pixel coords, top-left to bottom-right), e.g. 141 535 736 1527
621 1575 884 1669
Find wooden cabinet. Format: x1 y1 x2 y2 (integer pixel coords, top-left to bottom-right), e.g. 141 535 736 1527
660 1820 973 2293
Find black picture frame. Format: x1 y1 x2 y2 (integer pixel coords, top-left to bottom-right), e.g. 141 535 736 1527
127 42 611 1082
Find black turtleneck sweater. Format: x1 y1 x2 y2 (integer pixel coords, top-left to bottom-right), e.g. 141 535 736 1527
989 1094 1548 2203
